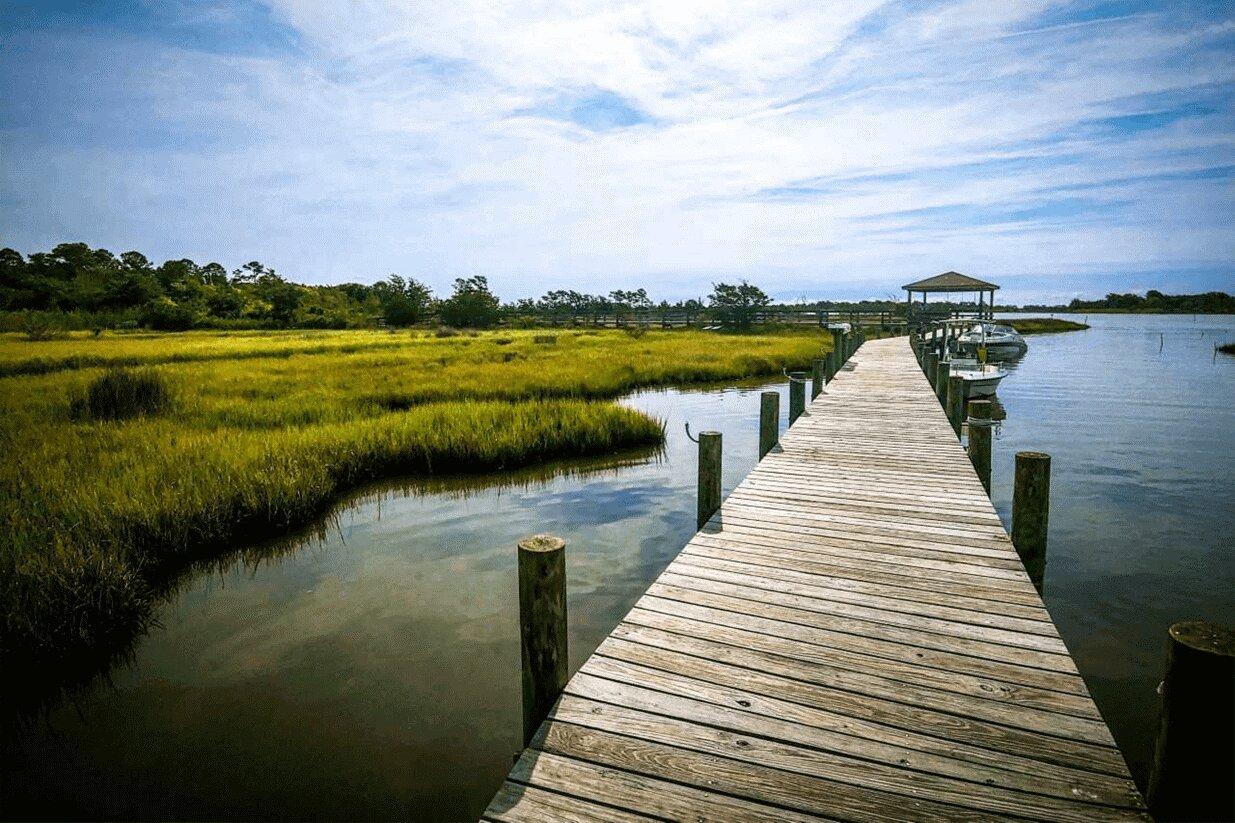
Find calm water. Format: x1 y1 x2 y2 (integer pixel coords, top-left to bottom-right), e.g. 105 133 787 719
4 314 1234 820
988 313 1235 783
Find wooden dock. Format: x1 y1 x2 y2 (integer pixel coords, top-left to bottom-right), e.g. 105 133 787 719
484 337 1148 822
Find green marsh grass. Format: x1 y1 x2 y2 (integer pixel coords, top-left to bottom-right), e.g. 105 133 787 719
68 368 174 421
1005 318 1090 334
0 326 852 705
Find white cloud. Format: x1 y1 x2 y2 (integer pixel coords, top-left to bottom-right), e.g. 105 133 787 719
1 0 1232 301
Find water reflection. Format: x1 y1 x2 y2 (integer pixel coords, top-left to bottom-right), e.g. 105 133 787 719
988 313 1235 785
2 379 793 821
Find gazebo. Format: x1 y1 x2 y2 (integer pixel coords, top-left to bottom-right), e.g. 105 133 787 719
902 271 998 325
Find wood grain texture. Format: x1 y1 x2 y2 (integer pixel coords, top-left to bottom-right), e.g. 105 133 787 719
484 337 1146 821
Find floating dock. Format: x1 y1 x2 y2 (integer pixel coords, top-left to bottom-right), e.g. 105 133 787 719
484 337 1147 821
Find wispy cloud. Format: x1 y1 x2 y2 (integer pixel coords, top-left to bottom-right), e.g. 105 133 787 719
1 0 1232 302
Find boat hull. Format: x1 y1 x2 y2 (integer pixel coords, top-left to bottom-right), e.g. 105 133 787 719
962 376 1003 398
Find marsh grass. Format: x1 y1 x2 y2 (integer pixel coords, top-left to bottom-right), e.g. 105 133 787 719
1218 342 1234 355
1 325 858 705
68 368 173 421
1006 318 1090 334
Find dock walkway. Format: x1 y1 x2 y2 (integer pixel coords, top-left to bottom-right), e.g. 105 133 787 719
484 337 1147 822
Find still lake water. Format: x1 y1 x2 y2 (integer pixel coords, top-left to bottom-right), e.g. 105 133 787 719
4 314 1234 820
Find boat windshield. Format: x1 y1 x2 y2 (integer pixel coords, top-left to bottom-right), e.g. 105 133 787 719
992 325 1018 335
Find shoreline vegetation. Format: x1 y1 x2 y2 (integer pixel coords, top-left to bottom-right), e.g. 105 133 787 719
1 325 881 711
3 244 1230 338
1010 290 1235 314
1005 318 1089 334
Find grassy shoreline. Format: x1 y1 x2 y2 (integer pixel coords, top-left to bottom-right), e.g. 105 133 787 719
1005 318 1090 334
2 326 862 706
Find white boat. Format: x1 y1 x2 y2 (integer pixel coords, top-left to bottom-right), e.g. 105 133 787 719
958 322 1027 360
947 357 1007 398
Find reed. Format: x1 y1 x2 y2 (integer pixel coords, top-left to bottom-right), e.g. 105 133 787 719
68 368 173 421
1006 318 1089 334
0 326 843 696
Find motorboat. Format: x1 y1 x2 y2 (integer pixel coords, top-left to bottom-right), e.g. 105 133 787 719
947 357 1007 398
958 322 1027 360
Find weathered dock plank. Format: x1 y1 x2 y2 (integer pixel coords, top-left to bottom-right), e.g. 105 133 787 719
483 337 1147 822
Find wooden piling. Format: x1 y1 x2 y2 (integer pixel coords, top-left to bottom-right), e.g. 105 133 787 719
697 430 722 529
1011 451 1050 592
967 399 992 494
924 352 938 389
518 534 568 748
1147 620 1235 821
811 359 826 400
934 358 948 402
759 391 778 459
946 375 964 437
789 373 807 423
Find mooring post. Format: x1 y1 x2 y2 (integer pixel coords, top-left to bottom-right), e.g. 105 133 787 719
946 375 964 437
1011 451 1050 592
1147 620 1235 822
934 358 949 403
697 430 722 529
759 391 779 459
967 399 993 494
518 534 568 748
789 372 807 423
811 359 826 400
924 352 939 390
831 328 844 369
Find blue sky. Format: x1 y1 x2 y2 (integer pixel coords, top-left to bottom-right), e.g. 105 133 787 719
1 0 1233 304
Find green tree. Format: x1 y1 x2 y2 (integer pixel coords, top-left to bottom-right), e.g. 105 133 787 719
142 297 197 330
564 290 590 323
680 298 704 325
156 259 203 302
200 262 229 287
204 284 244 318
371 274 433 326
0 248 51 309
708 281 770 328
439 275 501 328
537 290 572 324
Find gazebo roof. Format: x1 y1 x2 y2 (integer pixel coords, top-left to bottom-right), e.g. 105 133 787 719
902 271 999 292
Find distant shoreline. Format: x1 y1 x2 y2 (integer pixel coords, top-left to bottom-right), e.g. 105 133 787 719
1000 308 1235 315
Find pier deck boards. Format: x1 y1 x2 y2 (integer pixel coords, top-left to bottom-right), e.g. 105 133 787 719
484 337 1147 822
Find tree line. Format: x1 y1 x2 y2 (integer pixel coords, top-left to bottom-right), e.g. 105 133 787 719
1063 290 1235 314
0 242 787 331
